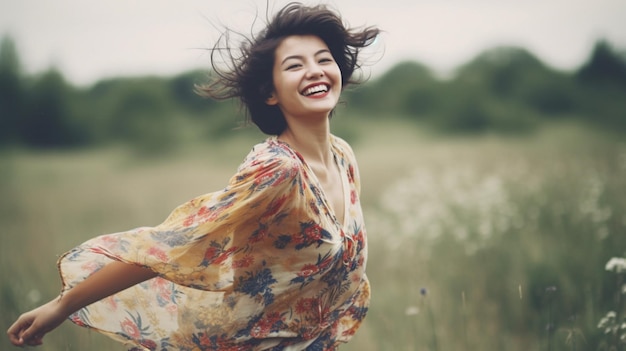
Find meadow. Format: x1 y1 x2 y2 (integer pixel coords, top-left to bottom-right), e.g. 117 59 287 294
1 119 625 350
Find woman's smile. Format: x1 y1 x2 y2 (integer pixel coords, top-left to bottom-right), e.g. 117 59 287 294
301 83 330 97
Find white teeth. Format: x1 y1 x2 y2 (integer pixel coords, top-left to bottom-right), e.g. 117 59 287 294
302 85 328 96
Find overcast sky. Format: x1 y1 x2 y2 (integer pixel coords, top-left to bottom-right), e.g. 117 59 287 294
1 0 625 86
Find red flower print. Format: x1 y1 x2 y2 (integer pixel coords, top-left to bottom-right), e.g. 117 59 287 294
147 246 168 261
198 209 213 221
100 235 120 249
265 311 282 323
81 261 102 272
251 312 283 338
233 254 254 268
203 247 218 262
191 332 213 348
297 264 320 277
263 194 288 219
250 324 270 338
317 255 333 271
343 239 355 264
342 325 358 337
152 279 176 306
295 297 319 314
354 229 364 242
249 226 269 243
197 206 210 216
213 246 238 265
301 327 317 340
253 172 272 185
165 303 178 314
121 318 141 339
350 189 357 204
308 200 320 215
197 205 224 222
183 215 195 227
303 225 322 242
69 314 87 327
151 277 169 290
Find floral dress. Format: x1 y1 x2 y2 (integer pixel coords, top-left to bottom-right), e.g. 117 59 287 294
58 135 370 351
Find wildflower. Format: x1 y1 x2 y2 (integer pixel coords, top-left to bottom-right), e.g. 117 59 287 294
405 306 420 316
27 289 41 304
605 257 626 273
420 287 428 296
598 311 617 334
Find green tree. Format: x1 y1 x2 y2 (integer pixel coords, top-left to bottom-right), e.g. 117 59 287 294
576 40 626 130
350 61 440 118
577 40 626 89
107 79 180 153
20 69 85 148
0 36 24 145
169 70 216 114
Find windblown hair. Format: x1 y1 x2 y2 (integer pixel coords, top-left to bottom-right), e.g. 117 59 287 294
198 2 381 135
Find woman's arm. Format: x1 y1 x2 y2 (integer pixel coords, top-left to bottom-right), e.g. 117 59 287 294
7 261 157 347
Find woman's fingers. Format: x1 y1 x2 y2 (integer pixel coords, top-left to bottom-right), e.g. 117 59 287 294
8 299 62 347
7 315 33 346
23 332 45 346
21 325 47 346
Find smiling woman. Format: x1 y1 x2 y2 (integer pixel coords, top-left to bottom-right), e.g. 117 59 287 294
200 2 379 136
7 2 381 351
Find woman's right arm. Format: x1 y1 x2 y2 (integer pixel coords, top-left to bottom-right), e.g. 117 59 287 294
7 261 157 347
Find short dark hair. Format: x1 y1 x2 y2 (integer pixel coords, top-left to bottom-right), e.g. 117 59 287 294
199 2 381 135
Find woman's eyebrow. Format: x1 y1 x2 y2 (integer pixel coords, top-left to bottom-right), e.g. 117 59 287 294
281 49 331 65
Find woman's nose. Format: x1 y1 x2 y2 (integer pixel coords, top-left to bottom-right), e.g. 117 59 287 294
306 64 324 79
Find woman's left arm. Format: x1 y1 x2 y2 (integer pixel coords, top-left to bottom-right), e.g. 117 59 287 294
7 261 157 347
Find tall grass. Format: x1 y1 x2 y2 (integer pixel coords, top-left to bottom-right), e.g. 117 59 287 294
1 120 624 350
350 121 626 351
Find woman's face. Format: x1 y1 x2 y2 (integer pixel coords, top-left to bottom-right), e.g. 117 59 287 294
267 35 342 122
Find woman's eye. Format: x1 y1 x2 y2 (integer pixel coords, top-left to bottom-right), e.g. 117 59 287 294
286 64 301 70
320 58 333 63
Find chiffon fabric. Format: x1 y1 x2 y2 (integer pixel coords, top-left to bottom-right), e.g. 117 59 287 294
58 135 370 351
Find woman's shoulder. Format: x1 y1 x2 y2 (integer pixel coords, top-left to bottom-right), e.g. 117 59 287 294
237 137 305 175
330 134 357 162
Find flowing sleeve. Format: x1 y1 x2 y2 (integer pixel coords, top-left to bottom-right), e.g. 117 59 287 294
58 141 308 293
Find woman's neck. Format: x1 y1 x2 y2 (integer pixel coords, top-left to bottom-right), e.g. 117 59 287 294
278 118 333 166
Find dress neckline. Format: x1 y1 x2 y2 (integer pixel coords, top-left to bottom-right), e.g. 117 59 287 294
269 136 350 230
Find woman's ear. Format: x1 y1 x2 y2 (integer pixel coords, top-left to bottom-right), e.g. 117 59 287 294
266 92 278 106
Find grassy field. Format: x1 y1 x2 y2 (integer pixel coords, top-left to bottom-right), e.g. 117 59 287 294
1 119 625 350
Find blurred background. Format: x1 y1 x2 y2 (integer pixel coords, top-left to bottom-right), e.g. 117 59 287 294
1 0 625 350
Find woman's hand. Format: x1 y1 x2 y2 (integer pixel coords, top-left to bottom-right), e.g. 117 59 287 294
7 261 157 347
7 297 69 347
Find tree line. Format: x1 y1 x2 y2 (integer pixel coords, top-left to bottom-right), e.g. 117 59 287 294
1 35 625 151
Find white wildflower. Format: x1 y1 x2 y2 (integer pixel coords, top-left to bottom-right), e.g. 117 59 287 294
27 289 41 304
605 258 626 273
404 306 420 316
598 311 619 334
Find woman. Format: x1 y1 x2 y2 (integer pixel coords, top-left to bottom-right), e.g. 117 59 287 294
8 2 380 350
